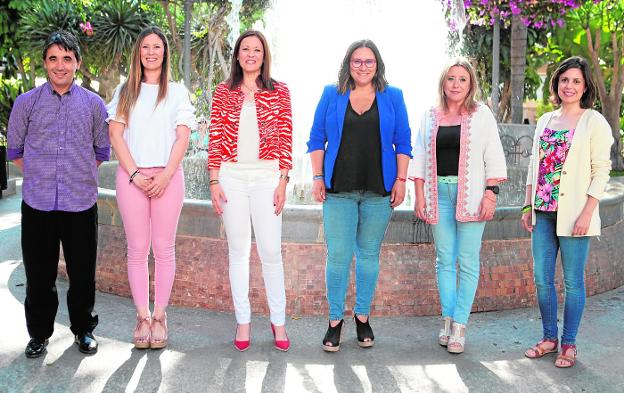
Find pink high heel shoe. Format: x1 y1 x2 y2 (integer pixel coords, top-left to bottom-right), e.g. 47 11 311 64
271 323 290 352
234 324 251 352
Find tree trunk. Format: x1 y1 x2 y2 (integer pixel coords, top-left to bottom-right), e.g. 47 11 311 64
183 0 192 89
29 66 36 90
216 41 230 77
96 60 122 102
602 104 624 171
586 26 624 171
510 14 528 124
80 75 97 94
491 17 500 117
162 0 184 78
498 80 512 123
206 36 218 109
16 54 34 90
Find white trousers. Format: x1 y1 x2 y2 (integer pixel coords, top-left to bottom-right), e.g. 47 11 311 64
219 163 286 325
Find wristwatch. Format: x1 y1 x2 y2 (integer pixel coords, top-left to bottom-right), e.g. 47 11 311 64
485 185 500 195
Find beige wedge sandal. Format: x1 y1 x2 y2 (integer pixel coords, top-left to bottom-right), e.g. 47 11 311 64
447 322 466 354
439 316 452 346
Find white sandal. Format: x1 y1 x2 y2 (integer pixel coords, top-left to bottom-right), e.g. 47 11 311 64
438 316 452 346
447 322 466 354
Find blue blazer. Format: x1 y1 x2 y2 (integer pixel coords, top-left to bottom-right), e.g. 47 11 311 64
306 84 412 192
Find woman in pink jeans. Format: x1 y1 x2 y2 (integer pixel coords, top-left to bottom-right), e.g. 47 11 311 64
107 26 195 349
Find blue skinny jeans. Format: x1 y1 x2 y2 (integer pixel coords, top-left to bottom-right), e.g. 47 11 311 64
532 210 590 345
431 180 486 325
323 191 392 321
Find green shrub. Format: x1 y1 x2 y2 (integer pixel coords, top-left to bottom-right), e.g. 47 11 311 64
536 101 554 119
0 77 25 133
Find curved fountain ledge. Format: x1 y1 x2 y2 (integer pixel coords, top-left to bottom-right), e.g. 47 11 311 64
59 159 624 317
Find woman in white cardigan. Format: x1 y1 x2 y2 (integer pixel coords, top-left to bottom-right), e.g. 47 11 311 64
410 58 507 354
522 56 613 368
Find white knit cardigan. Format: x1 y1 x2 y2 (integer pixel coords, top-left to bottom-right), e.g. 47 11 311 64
526 109 613 236
409 104 508 224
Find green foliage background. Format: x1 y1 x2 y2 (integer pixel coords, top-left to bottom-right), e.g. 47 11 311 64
0 0 271 132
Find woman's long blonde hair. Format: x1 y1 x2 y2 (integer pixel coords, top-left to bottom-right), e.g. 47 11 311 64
437 57 479 114
116 26 171 122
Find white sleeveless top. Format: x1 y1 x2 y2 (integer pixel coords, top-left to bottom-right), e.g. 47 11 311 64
223 100 277 171
237 101 260 163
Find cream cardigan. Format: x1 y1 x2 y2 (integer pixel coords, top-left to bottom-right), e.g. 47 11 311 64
409 104 507 224
526 109 613 236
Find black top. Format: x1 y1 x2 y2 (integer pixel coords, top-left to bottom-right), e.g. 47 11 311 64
329 99 387 195
436 125 461 176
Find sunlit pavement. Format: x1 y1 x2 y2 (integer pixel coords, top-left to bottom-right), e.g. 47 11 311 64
1 191 623 393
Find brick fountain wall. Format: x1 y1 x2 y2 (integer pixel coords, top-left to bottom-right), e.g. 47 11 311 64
58 147 624 317
59 204 624 317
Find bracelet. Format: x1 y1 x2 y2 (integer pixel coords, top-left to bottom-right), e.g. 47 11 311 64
521 204 532 214
129 169 140 184
396 177 406 182
312 174 324 181
279 174 290 183
209 179 219 185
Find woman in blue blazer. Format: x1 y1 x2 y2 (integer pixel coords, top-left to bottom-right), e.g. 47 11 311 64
307 39 412 352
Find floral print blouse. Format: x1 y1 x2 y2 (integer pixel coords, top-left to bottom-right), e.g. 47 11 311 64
534 127 575 211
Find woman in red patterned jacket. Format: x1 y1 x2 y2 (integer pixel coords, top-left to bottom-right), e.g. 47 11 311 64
208 30 292 352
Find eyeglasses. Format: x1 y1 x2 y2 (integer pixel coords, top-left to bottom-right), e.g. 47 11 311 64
351 59 376 68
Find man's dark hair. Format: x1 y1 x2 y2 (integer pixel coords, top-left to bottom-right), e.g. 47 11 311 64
42 30 81 62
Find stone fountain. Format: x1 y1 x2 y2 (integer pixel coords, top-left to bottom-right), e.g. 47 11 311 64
58 1 624 317
73 121 624 317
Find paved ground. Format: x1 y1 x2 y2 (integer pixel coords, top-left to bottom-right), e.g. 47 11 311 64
1 190 623 393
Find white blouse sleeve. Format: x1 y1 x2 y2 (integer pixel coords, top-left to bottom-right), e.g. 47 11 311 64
175 84 197 129
106 84 125 124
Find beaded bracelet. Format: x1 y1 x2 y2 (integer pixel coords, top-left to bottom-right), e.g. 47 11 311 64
521 204 532 214
129 169 140 184
209 179 219 186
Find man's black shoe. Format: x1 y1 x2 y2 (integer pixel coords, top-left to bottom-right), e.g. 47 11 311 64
25 338 49 358
74 332 98 354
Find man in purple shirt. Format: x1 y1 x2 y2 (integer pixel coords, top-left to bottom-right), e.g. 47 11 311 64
7 30 110 358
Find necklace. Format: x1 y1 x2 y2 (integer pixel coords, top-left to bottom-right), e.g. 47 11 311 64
241 83 258 102
242 83 258 94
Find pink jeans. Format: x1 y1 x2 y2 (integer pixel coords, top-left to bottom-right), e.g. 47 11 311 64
115 166 184 310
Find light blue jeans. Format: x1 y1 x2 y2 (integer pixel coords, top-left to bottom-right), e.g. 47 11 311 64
532 210 590 345
431 180 486 325
323 191 393 321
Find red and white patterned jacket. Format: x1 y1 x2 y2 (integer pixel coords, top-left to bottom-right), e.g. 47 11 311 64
208 81 293 170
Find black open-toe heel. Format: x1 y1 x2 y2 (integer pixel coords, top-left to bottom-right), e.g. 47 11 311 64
354 314 374 348
322 320 344 352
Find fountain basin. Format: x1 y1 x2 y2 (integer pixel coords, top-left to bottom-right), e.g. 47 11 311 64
56 157 624 317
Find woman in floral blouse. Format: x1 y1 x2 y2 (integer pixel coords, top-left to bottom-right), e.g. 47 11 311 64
521 56 613 368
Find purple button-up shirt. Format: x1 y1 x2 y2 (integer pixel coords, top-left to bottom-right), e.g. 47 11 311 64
7 82 110 212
